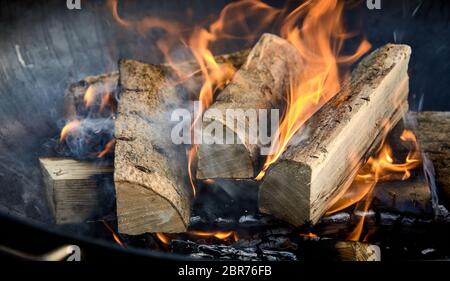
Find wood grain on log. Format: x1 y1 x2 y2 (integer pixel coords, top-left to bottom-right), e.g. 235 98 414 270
259 44 411 226
39 157 114 224
197 34 304 179
114 60 191 234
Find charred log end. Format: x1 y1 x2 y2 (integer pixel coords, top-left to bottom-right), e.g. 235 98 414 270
259 160 312 226
115 181 188 235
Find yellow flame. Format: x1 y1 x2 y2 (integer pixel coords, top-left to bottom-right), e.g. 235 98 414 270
326 128 422 240
257 0 371 179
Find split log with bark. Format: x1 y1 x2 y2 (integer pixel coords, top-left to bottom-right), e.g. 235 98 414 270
196 33 304 179
259 44 411 226
114 50 250 235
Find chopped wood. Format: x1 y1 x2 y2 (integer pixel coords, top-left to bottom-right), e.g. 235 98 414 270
39 157 114 224
196 33 304 179
413 111 450 208
331 241 381 261
259 44 411 226
114 60 192 234
372 175 432 216
63 49 249 118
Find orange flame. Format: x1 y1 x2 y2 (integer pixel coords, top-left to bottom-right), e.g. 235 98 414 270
83 85 96 107
108 1 370 192
156 232 171 246
60 120 81 142
326 128 421 240
189 231 239 241
102 221 124 247
155 231 239 246
97 139 116 158
256 0 370 179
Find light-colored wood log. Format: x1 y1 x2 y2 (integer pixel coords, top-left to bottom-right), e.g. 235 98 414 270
39 157 114 224
196 33 304 179
114 49 250 235
259 44 411 226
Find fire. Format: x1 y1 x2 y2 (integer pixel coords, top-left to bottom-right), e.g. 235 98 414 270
108 1 370 191
97 139 116 158
300 232 317 238
156 232 171 246
326 127 422 240
155 231 239 246
83 85 96 107
60 120 81 142
189 231 239 241
102 221 124 247
256 0 370 179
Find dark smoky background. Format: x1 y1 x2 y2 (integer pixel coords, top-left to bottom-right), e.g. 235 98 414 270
0 0 448 225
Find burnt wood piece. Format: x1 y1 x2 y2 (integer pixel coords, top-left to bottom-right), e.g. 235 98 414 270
259 44 411 226
170 238 380 261
39 157 114 224
63 49 250 118
196 33 304 179
414 111 450 208
372 175 432 216
170 239 297 261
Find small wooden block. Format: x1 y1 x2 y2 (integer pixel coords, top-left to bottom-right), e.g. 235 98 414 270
39 157 114 224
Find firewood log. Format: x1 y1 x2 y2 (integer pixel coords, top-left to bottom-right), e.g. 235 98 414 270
114 49 250 235
114 60 191 234
63 49 249 119
196 33 304 179
259 44 411 226
39 157 114 224
414 111 450 208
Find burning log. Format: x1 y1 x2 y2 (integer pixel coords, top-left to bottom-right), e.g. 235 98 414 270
64 72 119 119
39 158 114 224
259 44 411 226
414 111 450 208
196 33 303 179
372 175 432 216
63 49 249 119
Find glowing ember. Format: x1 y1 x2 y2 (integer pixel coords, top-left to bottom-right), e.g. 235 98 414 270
189 231 239 241
155 231 239 246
